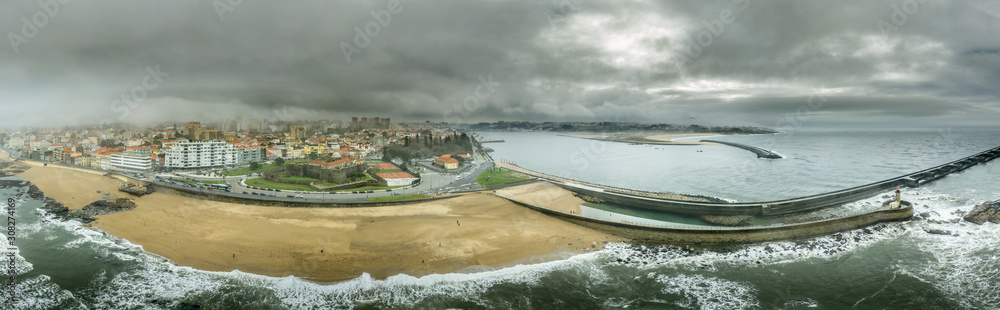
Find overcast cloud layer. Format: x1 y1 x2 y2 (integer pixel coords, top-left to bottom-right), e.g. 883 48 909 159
2 0 1000 128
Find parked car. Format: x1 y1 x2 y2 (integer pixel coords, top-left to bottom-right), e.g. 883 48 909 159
295 195 304 198
329 192 337 194
251 192 259 195
367 190 374 193
287 195 295 198
268 193 276 197
243 191 249 194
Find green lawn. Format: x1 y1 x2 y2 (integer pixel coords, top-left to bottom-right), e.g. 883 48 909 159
368 194 430 201
282 176 319 182
202 180 227 185
221 159 310 176
476 169 530 187
376 169 402 173
244 178 318 191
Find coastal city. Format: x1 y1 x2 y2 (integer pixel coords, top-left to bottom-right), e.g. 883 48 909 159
3 0 1000 308
0 117 508 201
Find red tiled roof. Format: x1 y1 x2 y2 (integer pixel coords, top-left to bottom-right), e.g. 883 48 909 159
435 156 458 164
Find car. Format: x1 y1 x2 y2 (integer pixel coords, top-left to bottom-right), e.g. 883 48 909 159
287 195 295 198
268 193 276 197
329 192 337 194
242 191 249 194
352 191 358 194
385 189 392 192
295 195 304 198
367 190 374 193
275 189 282 192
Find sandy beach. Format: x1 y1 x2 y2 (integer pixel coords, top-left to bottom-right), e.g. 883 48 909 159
13 162 623 283
563 132 724 145
496 182 586 214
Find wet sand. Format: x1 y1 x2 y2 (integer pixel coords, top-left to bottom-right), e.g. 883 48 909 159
14 163 623 283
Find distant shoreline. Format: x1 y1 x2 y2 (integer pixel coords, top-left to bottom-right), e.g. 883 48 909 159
559 132 727 146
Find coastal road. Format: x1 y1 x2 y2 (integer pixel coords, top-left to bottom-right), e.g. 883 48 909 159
157 156 493 203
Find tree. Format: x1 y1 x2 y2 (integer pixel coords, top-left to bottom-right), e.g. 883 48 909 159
307 152 319 160
275 158 286 165
249 161 261 170
450 154 465 165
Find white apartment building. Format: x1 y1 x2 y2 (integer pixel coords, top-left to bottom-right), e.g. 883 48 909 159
164 141 238 169
236 146 264 164
111 153 152 171
5 136 24 149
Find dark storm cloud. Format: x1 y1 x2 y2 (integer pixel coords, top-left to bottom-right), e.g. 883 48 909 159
1 0 999 127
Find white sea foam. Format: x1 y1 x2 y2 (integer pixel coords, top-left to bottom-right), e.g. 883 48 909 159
0 275 81 310
652 273 759 310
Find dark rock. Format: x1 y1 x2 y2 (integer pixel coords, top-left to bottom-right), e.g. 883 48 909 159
963 201 996 225
700 215 754 226
923 228 953 236
39 197 95 223
79 198 137 216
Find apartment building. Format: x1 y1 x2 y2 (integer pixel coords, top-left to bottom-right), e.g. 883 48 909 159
111 153 152 171
164 141 237 168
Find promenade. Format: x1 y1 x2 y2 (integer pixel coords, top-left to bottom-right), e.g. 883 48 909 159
497 145 1000 217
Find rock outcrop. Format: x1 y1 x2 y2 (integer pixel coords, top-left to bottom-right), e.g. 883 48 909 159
963 200 1000 225
700 215 754 226
39 197 96 224
572 193 606 204
79 198 137 216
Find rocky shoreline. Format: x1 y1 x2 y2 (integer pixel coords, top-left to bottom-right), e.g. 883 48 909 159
22 181 136 224
962 200 1000 224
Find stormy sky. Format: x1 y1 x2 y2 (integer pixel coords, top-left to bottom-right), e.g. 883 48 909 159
2 0 1000 128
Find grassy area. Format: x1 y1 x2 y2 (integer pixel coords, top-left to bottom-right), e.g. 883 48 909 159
476 169 530 187
221 159 309 176
368 194 430 201
201 180 227 185
244 178 318 192
282 176 319 182
376 169 402 173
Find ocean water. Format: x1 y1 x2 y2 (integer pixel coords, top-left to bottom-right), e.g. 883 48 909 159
1 127 999 309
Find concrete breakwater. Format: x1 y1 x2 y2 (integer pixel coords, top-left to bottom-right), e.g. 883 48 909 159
503 145 1000 217
700 139 782 159
494 194 913 245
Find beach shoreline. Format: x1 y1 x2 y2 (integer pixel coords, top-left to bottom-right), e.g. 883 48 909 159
560 132 726 145
8 159 624 283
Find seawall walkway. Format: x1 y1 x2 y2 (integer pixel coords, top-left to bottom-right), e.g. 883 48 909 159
498 145 1000 217
494 194 913 245
700 139 782 159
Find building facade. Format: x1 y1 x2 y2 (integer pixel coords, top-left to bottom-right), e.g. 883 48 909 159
164 141 238 168
111 153 152 171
